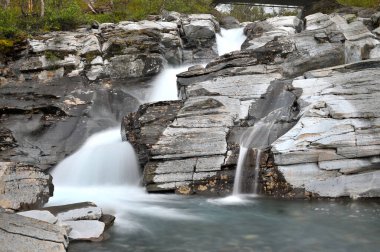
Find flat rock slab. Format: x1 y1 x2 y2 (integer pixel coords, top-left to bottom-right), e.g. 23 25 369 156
64 220 105 241
0 213 68 252
43 202 102 221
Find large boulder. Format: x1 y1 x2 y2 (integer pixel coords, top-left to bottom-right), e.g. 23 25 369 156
0 162 53 211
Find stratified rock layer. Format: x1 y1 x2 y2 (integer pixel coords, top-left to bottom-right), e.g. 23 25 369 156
272 60 380 198
124 13 380 198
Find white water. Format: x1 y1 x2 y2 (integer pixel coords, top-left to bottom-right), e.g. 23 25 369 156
253 149 262 195
232 147 248 195
216 28 246 56
51 128 140 187
149 65 191 102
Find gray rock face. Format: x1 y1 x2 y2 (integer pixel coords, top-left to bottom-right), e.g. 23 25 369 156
0 162 53 211
123 12 380 198
272 59 380 198
0 213 68 252
0 76 140 170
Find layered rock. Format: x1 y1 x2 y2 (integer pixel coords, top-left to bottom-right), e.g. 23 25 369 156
0 162 53 211
0 213 69 252
272 60 380 198
123 12 380 198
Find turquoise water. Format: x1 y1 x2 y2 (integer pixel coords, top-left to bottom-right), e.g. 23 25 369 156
69 196 380 252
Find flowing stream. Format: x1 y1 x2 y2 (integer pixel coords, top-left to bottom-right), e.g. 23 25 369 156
47 27 380 251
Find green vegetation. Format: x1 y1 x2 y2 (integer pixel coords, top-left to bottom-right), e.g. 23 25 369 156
337 0 380 8
0 0 213 55
228 6 298 22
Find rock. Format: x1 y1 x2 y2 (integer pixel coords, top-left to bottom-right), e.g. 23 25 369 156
99 214 115 230
43 202 102 222
272 59 380 198
90 56 103 65
220 16 240 29
63 220 105 241
0 213 68 252
0 162 53 211
108 54 165 78
17 210 58 224
371 12 380 28
86 65 104 81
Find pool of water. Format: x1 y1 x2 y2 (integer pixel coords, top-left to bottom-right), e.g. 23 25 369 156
69 195 380 252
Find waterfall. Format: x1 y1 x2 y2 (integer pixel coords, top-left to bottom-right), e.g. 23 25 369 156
149 65 191 102
216 27 246 56
49 26 247 210
232 147 248 195
51 128 140 187
232 121 275 195
253 150 262 195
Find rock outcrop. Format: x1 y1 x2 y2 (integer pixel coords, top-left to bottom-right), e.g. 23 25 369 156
0 162 53 211
272 60 380 198
123 13 380 198
1 13 220 84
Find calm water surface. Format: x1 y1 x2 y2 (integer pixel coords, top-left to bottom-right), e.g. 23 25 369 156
69 196 380 252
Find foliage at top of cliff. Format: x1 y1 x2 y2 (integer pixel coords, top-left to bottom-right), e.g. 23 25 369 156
338 0 380 8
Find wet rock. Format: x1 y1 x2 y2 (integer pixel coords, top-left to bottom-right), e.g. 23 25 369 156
220 16 240 29
0 213 68 252
99 214 116 231
0 162 53 211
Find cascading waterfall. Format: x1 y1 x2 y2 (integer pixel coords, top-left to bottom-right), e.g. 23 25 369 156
216 27 246 56
49 26 247 220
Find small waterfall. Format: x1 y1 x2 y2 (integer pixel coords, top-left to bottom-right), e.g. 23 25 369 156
232 121 275 195
253 149 262 195
149 65 191 102
51 127 140 187
232 147 248 195
216 27 246 56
